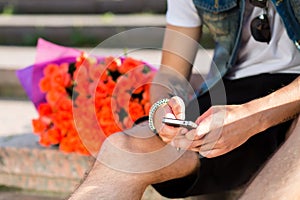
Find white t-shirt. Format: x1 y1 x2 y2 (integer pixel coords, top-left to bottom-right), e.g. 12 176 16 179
166 0 300 79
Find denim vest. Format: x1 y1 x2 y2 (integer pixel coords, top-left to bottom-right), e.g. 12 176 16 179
193 0 300 95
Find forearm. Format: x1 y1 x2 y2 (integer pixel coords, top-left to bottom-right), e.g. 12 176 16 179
151 70 194 104
245 76 300 135
150 24 201 104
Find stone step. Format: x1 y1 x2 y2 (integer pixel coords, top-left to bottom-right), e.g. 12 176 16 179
0 0 167 14
0 14 167 46
0 14 214 47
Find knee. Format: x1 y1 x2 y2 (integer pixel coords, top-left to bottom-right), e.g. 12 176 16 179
102 132 130 152
102 129 165 154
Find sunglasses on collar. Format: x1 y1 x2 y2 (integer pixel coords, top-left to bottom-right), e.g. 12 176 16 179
250 0 271 43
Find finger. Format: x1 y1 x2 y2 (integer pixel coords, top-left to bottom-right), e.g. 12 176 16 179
164 112 176 119
198 141 218 152
154 105 175 133
171 136 194 150
199 148 227 158
159 136 172 143
184 137 216 152
187 132 221 152
187 139 208 149
185 129 198 140
194 119 211 138
177 128 189 136
159 125 184 142
189 145 222 157
168 96 185 120
198 131 223 152
159 131 176 143
155 103 173 119
195 108 212 124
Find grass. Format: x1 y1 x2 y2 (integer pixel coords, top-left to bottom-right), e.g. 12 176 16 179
1 4 14 15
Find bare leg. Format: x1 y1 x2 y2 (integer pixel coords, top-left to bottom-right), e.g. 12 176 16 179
68 122 199 200
240 116 300 199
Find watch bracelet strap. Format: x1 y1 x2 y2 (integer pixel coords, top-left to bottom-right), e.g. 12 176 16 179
148 98 169 134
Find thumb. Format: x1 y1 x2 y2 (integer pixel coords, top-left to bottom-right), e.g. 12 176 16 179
168 96 185 120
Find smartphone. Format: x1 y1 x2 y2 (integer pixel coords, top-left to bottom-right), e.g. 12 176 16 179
162 117 197 130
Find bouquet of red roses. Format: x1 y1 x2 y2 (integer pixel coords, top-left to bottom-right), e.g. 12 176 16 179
17 39 156 155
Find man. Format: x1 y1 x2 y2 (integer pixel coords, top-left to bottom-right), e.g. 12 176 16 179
69 0 300 199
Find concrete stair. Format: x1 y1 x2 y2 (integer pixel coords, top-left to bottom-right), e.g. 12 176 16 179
0 0 168 47
0 14 167 47
0 0 167 14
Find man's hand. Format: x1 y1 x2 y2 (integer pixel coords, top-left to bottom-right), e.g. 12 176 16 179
172 104 264 158
171 76 300 158
153 96 188 143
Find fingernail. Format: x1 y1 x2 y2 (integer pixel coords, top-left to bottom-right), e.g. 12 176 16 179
165 113 175 119
177 113 185 120
196 126 207 137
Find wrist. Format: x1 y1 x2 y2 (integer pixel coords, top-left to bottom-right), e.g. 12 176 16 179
242 100 269 136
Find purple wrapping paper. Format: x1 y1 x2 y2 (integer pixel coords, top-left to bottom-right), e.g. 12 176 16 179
16 38 157 109
16 38 81 108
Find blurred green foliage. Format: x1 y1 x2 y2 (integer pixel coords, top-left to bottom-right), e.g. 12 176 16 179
1 4 14 15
